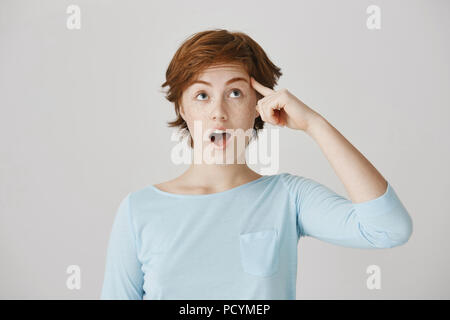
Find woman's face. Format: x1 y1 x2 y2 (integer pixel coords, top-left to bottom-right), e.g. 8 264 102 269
179 63 260 157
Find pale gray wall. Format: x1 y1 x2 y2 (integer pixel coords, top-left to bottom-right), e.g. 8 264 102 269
1 0 449 299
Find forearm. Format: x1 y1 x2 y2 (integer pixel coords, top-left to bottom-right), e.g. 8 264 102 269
305 114 388 203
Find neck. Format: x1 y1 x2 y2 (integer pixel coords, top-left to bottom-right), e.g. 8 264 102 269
180 163 262 190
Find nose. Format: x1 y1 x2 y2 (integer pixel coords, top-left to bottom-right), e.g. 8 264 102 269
210 97 228 121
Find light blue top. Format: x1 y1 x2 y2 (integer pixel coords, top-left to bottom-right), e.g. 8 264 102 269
100 172 413 299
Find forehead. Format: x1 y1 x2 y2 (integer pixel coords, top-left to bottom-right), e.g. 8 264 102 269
195 63 248 81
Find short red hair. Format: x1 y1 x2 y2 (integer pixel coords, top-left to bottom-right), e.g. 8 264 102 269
161 29 282 148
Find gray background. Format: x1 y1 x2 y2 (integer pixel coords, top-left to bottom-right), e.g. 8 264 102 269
1 0 449 299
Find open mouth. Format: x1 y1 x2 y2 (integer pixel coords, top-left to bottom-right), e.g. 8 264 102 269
209 130 232 148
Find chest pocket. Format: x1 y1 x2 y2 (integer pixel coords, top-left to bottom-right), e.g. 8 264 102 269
239 229 280 277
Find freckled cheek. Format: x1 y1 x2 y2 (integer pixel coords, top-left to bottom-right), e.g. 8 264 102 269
183 103 208 121
235 100 256 115
190 106 210 121
183 106 209 138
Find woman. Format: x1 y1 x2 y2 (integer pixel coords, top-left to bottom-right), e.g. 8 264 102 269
100 29 413 300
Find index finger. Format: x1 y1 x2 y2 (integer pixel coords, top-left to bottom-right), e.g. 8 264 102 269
250 76 275 97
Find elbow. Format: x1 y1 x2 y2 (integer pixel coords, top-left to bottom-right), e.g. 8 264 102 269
390 214 413 247
354 181 414 249
359 212 414 249
376 214 414 249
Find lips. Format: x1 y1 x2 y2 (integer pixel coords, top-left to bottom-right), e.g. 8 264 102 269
208 128 232 147
209 130 231 142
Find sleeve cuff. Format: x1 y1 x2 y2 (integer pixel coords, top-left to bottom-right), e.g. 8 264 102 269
352 182 401 217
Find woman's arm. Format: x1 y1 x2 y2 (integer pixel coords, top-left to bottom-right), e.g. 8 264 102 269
101 193 144 299
251 76 392 203
281 173 412 248
297 114 413 248
252 77 413 248
305 114 388 203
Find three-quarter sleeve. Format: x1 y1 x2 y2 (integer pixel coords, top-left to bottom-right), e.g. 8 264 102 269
100 193 144 299
281 173 413 249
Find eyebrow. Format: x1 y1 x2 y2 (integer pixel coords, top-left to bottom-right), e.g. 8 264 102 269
190 77 248 87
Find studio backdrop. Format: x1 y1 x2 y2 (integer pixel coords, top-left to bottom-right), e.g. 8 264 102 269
0 0 449 299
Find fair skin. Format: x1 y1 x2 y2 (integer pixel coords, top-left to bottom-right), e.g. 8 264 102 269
156 63 388 202
155 63 263 195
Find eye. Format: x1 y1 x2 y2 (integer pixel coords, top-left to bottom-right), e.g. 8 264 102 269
230 89 242 98
196 92 208 101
